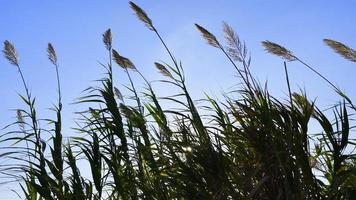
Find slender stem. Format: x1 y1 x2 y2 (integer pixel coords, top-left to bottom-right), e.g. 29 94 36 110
241 55 258 90
219 46 252 92
153 28 177 67
152 28 189 96
242 59 250 87
152 27 209 146
16 67 34 165
153 28 185 82
296 57 356 111
219 46 245 80
17 67 31 101
284 61 293 109
125 69 143 115
17 66 41 156
109 47 113 85
136 69 150 87
107 47 119 168
55 63 62 110
296 58 338 92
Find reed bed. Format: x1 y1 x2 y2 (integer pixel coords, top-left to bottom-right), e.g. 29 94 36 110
1 1 356 200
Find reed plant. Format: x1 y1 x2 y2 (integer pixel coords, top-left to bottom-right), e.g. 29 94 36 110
1 1 355 199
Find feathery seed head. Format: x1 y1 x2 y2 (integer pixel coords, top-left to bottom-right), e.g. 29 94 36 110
324 39 356 62
223 22 238 46
47 43 57 65
262 40 296 61
3 40 19 66
103 29 112 51
223 22 245 62
195 24 220 48
154 62 173 78
112 49 136 70
129 1 154 31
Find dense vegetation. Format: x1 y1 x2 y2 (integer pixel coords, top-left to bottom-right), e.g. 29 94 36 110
1 2 356 199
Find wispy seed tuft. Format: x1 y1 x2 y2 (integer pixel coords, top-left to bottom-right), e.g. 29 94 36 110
223 22 248 62
324 39 356 62
262 40 296 61
103 29 112 51
112 49 136 69
3 40 19 66
154 62 173 78
129 1 154 31
195 24 220 48
47 43 57 65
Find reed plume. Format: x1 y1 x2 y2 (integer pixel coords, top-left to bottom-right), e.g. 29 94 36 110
129 1 154 30
103 29 112 51
324 39 356 62
112 49 135 69
154 62 173 78
223 22 246 62
3 40 19 67
47 43 57 65
195 24 220 48
262 40 296 61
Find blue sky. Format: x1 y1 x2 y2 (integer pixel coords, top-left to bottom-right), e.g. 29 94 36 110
0 1 355 199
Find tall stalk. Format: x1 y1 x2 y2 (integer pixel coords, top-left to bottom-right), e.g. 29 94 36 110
284 61 293 109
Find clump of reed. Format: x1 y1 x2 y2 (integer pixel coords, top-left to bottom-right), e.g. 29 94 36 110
1 1 355 200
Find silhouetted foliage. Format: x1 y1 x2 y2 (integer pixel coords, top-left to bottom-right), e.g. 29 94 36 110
1 1 356 200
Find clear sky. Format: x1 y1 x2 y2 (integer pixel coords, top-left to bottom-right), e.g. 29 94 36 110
0 1 355 199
